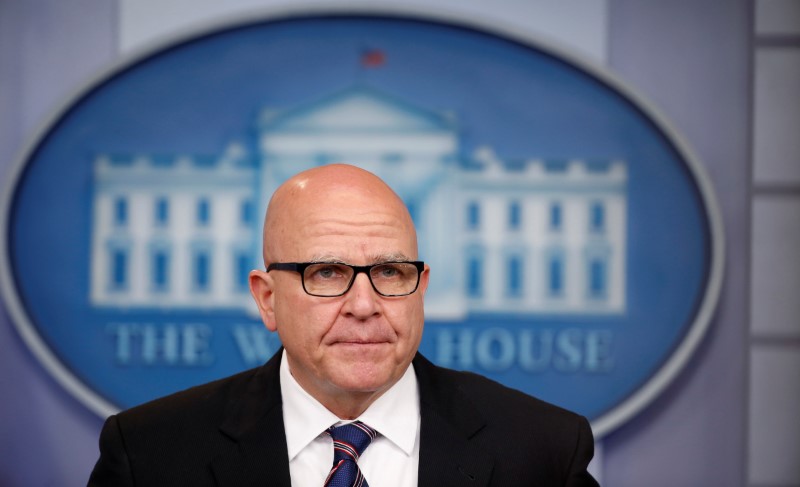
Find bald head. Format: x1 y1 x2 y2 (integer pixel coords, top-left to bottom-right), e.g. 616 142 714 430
249 164 429 418
262 164 418 265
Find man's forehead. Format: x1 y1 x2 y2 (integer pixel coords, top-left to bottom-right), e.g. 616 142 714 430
263 164 417 261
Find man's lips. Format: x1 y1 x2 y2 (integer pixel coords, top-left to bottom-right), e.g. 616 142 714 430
332 340 389 345
328 338 394 350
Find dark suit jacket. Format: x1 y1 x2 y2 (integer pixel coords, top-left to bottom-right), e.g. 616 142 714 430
88 352 599 486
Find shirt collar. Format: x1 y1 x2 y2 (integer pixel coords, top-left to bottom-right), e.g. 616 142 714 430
279 349 420 460
356 359 419 456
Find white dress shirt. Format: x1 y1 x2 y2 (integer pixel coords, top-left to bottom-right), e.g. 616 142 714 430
280 350 420 487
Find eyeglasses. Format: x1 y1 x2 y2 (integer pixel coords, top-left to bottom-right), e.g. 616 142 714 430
266 261 425 297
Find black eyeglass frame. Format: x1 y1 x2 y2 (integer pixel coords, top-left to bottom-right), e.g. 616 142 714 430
266 261 425 297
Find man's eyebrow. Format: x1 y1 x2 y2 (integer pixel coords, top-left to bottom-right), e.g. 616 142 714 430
368 252 412 263
308 253 412 264
309 255 347 264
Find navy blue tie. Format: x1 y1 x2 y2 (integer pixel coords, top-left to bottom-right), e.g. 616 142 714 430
324 421 378 487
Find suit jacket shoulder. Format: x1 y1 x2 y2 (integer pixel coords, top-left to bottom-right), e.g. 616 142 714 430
88 352 291 487
413 353 599 487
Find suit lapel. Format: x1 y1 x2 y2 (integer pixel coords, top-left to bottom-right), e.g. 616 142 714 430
211 351 292 487
414 354 494 487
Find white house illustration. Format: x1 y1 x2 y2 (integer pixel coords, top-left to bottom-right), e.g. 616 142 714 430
90 87 627 319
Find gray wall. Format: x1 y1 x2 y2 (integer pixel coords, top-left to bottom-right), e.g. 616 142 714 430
2 1 797 486
0 2 119 485
606 2 750 485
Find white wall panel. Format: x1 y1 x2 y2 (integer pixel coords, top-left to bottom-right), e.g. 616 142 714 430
748 346 800 485
756 0 800 35
753 48 800 184
751 197 800 338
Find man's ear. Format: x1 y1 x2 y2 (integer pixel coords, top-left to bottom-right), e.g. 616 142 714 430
418 263 431 295
249 269 278 332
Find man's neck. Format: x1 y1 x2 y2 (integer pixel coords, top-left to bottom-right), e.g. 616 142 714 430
317 389 390 420
293 374 399 420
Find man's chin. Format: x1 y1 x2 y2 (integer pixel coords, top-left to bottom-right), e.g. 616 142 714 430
322 345 410 391
329 364 401 394
328 341 394 364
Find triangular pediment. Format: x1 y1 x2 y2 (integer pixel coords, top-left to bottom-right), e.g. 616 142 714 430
261 87 454 132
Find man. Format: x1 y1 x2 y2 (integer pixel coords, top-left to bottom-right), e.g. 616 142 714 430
88 164 599 486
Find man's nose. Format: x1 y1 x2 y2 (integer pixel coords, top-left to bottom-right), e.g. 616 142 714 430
342 273 380 319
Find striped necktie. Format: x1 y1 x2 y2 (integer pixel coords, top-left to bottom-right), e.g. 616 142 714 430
324 421 378 487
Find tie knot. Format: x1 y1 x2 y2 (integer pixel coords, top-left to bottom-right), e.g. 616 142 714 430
327 421 377 462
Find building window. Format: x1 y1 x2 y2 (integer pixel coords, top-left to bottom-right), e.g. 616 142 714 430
507 255 524 297
406 200 418 226
151 248 170 291
113 197 128 226
508 201 522 231
193 250 211 292
466 201 480 230
196 198 210 226
467 254 483 298
154 197 169 226
315 152 332 165
548 253 564 296
588 257 608 299
383 153 403 163
240 199 253 226
549 202 562 231
109 248 128 290
589 202 605 233
234 251 251 292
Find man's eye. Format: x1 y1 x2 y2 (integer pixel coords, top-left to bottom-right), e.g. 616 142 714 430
309 265 345 280
375 265 402 279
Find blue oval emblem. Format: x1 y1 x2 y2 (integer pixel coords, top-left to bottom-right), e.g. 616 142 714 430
0 12 723 438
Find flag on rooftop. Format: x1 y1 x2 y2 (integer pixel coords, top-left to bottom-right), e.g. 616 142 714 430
361 48 386 67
